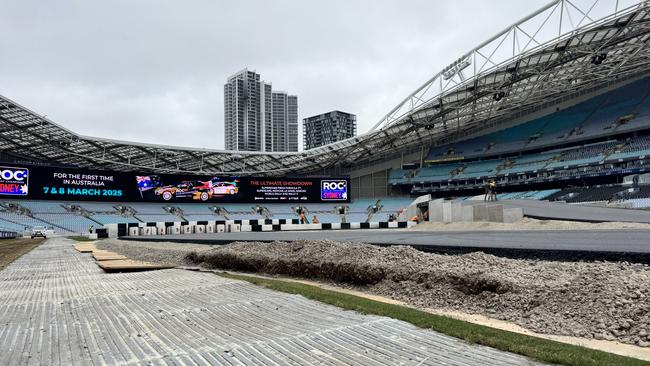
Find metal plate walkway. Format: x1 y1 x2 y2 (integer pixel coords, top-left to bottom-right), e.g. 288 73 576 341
0 238 544 365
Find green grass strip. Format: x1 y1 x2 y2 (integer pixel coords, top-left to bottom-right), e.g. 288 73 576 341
219 272 650 366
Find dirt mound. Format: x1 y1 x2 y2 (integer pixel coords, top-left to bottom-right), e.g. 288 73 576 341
186 240 517 293
101 239 650 348
187 241 389 285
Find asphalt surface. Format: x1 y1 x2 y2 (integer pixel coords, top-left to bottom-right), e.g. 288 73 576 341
127 229 650 254
0 238 542 365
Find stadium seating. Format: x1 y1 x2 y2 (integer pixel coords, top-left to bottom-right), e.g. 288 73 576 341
425 76 650 162
546 185 650 204
394 76 650 190
495 189 560 200
0 198 415 234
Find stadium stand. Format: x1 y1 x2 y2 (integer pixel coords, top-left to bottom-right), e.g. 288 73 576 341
0 1 648 229
392 75 650 197
0 198 415 234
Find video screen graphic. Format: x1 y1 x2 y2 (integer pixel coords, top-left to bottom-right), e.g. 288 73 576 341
139 176 241 202
320 180 348 201
2 164 350 203
0 167 29 196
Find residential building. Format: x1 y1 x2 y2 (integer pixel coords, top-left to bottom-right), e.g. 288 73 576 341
224 69 298 152
303 110 357 150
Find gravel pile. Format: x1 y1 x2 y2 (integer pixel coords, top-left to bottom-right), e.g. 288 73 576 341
100 239 650 347
97 240 207 267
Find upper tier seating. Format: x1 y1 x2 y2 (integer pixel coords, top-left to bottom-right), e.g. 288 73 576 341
397 77 650 187
425 76 650 162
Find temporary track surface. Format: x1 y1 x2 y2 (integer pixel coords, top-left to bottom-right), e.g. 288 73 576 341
0 238 544 365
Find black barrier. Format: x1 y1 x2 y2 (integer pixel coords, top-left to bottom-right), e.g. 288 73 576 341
0 230 18 239
117 223 127 237
0 164 349 204
95 228 108 238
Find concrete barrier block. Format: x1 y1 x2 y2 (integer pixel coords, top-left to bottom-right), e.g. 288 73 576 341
350 222 361 229
503 207 524 223
128 227 139 236
262 225 273 231
281 224 299 231
143 227 155 236
487 204 504 222
104 224 118 238
428 199 444 222
331 223 341 230
451 202 463 222
461 206 475 222
216 224 225 233
88 233 98 240
228 224 241 232
195 225 206 234
473 204 490 222
442 201 454 222
388 221 398 228
182 225 193 234
281 223 318 231
240 225 251 232
157 227 165 235
407 221 417 228
205 224 215 233
369 222 379 229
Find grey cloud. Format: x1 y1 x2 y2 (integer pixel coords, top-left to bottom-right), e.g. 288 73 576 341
1 0 548 149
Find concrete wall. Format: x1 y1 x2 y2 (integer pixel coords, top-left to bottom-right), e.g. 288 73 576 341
426 200 524 224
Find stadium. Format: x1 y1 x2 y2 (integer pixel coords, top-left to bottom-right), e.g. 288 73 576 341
2 1 650 365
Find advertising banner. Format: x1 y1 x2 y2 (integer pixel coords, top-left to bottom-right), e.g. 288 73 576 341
0 166 29 196
0 164 350 203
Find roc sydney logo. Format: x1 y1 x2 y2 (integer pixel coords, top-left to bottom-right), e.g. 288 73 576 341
0 167 29 196
321 180 347 201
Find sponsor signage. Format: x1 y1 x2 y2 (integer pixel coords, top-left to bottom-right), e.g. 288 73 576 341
0 167 29 196
2 164 350 203
320 180 348 201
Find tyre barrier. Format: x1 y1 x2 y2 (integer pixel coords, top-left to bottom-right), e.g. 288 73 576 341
104 219 415 238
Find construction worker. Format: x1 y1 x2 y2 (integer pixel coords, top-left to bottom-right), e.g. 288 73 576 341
299 210 309 224
489 180 498 201
312 215 319 224
484 180 498 201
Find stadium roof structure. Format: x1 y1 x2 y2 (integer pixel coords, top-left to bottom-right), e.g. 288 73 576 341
1 0 650 176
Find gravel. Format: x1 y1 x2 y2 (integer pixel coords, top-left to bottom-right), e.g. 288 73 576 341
98 238 650 347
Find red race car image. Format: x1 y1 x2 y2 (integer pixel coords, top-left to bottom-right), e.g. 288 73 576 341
154 180 213 201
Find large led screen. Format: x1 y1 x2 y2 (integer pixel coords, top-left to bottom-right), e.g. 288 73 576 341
0 165 349 203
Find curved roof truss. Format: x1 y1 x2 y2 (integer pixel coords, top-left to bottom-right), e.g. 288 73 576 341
0 0 649 175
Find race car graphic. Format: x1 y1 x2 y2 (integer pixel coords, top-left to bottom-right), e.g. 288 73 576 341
210 180 239 195
154 180 213 201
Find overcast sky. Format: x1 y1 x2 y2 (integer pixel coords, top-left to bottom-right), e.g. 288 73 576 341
1 0 556 150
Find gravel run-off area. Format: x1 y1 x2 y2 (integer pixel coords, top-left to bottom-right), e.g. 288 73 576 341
97 238 650 348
